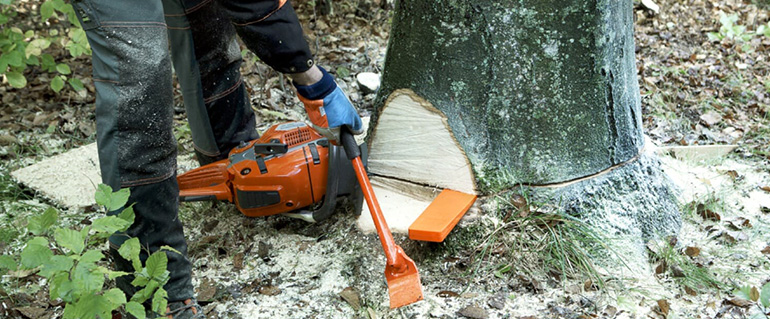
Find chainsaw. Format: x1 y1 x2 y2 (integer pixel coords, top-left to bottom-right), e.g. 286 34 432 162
178 121 423 308
176 121 365 222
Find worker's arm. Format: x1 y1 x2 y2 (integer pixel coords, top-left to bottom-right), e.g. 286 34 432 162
293 66 363 144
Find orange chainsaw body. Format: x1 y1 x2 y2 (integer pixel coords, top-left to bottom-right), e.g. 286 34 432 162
177 122 360 219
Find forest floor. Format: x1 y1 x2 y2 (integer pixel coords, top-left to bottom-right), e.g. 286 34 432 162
1 0 770 318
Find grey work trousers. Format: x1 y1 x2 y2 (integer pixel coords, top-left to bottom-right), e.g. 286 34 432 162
72 0 313 301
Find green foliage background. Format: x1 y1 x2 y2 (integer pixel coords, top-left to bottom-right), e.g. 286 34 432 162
0 0 90 93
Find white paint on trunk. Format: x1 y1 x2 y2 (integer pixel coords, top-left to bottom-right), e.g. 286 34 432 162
368 89 477 194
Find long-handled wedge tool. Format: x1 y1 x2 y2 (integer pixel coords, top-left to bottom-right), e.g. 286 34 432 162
339 128 424 309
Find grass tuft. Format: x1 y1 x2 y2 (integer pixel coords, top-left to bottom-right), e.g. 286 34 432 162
468 191 619 289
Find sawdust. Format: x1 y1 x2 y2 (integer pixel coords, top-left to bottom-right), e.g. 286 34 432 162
196 148 769 318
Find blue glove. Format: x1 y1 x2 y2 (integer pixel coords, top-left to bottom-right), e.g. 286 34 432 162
294 67 363 144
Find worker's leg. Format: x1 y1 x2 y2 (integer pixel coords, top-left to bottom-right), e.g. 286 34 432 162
163 0 258 165
218 0 315 74
71 0 193 302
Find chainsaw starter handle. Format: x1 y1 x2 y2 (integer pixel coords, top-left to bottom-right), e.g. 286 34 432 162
340 127 403 268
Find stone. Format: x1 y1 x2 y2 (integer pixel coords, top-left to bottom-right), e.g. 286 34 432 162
355 72 380 94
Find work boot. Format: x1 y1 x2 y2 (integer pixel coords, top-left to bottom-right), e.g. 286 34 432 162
164 299 204 319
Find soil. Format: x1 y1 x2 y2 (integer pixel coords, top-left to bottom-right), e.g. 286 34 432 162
1 0 769 318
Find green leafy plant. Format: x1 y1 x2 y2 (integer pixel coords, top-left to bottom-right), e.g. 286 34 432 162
708 12 753 43
0 184 174 319
733 283 770 318
757 23 770 39
0 0 89 92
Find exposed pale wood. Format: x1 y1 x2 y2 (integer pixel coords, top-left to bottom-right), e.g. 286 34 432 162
11 143 102 208
656 144 738 162
357 176 439 234
368 89 477 194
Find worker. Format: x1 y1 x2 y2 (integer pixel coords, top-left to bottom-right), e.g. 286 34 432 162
71 0 363 318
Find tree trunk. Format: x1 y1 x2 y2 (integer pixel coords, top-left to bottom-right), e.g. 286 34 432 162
361 0 681 263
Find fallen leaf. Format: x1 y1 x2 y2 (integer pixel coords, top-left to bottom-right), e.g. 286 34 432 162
700 111 722 127
761 186 770 192
487 294 505 310
750 286 761 302
197 278 217 302
259 285 281 296
670 264 686 278
655 261 667 274
258 241 270 260
696 203 721 221
338 287 361 311
458 304 488 319
199 236 218 244
367 307 378 319
685 246 701 257
604 305 618 317
761 246 770 255
14 306 46 319
684 286 697 296
727 217 752 229
584 279 597 291
32 114 48 127
437 290 460 298
667 235 678 247
725 170 739 180
657 299 670 316
722 231 748 243
6 269 36 278
726 298 753 308
0 134 17 146
202 220 219 233
233 252 244 270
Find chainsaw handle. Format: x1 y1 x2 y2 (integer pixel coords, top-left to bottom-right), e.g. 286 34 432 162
340 126 361 160
340 126 402 268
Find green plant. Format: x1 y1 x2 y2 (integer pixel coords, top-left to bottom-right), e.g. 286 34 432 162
681 190 729 221
469 193 614 289
0 0 89 92
647 239 723 294
708 12 753 43
0 184 174 319
757 23 770 38
733 283 770 318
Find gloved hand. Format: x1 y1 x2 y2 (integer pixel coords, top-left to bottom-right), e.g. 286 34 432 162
294 67 363 144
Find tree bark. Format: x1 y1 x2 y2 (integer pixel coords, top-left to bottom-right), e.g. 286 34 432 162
376 0 646 191
365 0 680 244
